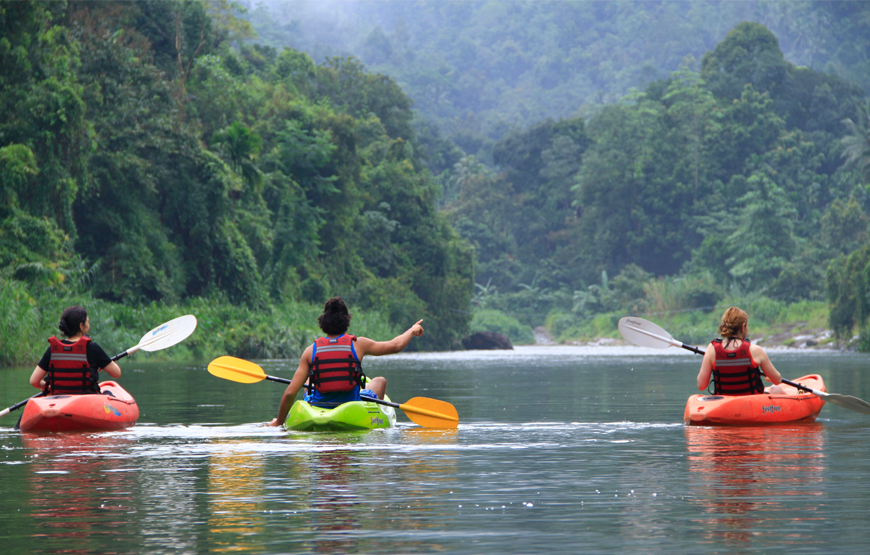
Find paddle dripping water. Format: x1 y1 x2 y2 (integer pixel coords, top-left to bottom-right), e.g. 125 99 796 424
2 348 870 553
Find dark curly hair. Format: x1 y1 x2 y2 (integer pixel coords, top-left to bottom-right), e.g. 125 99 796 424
317 297 352 335
58 305 88 337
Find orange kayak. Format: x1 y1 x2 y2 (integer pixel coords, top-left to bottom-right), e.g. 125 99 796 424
19 381 139 432
684 374 826 426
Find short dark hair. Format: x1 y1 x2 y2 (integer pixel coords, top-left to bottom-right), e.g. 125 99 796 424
317 297 351 335
58 305 88 337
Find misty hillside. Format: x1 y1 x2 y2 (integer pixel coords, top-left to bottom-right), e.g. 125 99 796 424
248 0 870 157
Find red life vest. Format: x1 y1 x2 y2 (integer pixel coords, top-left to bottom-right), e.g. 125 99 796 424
711 338 764 396
46 336 100 395
305 334 365 394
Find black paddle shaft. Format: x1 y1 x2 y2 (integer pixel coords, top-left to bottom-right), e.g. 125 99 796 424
680 344 706 356
780 378 815 394
8 392 43 413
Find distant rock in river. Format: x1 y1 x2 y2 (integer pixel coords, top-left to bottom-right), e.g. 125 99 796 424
462 331 514 350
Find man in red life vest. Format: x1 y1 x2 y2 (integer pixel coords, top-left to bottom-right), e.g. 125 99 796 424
268 297 424 427
696 307 784 395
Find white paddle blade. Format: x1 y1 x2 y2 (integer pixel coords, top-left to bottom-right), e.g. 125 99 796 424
618 317 678 349
138 315 198 352
828 393 870 415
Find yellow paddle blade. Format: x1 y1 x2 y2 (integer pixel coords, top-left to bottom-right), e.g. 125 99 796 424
207 356 267 384
399 397 459 429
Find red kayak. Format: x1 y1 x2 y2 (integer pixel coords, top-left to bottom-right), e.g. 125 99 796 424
19 381 139 432
684 374 826 426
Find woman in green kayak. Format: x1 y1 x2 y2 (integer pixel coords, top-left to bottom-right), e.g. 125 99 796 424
268 297 424 427
696 307 784 395
29 305 122 394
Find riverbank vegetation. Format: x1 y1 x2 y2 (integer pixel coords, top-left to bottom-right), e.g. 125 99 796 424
438 21 870 347
0 0 470 365
4 1 870 365
249 2 870 348
0 277 398 367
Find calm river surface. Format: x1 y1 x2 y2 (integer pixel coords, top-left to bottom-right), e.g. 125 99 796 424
2 346 870 554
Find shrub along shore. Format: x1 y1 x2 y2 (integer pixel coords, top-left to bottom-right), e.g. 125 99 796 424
2 274 843 369
548 299 832 348
473 299 835 349
0 279 397 368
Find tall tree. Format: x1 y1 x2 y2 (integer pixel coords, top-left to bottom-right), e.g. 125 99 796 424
841 100 870 184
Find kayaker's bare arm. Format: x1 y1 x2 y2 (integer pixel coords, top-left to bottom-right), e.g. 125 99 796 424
30 366 46 389
268 346 312 427
355 320 424 358
696 347 716 391
750 344 782 384
101 361 122 379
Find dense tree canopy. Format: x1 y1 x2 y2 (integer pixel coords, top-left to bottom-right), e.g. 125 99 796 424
250 0 870 160
441 22 869 334
0 0 473 350
5 1 870 350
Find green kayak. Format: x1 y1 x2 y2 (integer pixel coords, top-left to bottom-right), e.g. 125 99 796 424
285 395 397 431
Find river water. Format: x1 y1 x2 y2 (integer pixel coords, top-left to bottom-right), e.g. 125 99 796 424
2 346 870 554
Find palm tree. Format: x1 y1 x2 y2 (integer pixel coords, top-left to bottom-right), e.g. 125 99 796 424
211 122 263 190
841 100 870 183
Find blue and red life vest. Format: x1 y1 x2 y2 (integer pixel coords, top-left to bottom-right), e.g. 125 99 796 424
711 338 764 396
46 336 100 395
305 334 366 396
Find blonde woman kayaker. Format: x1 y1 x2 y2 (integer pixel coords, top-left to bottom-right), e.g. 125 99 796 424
29 306 122 394
696 307 784 395
268 297 424 427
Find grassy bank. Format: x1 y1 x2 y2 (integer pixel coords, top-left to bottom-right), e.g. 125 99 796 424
0 280 398 367
546 298 832 347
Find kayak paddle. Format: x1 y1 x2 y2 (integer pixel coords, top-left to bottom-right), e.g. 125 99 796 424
617 316 870 415
112 314 198 361
207 355 460 429
0 314 198 418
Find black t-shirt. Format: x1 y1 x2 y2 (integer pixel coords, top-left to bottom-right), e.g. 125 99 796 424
38 339 113 372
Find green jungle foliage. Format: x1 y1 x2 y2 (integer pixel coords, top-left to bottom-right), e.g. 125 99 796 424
250 0 870 159
0 277 397 367
451 23 870 345
251 1 870 347
4 1 870 359
0 0 473 365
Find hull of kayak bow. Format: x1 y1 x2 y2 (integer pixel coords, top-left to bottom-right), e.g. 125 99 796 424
684 374 826 426
19 381 139 432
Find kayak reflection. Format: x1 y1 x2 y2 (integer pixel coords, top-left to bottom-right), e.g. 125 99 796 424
22 432 136 549
206 445 268 552
685 424 826 543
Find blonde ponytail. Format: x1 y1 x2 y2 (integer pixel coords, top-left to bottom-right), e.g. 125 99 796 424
718 307 748 338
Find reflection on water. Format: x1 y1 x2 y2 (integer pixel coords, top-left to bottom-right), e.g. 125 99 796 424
3 349 870 554
21 433 136 553
685 425 826 544
306 447 367 554
207 445 267 553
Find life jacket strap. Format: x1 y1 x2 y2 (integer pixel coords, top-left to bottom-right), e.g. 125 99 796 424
305 355 366 395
